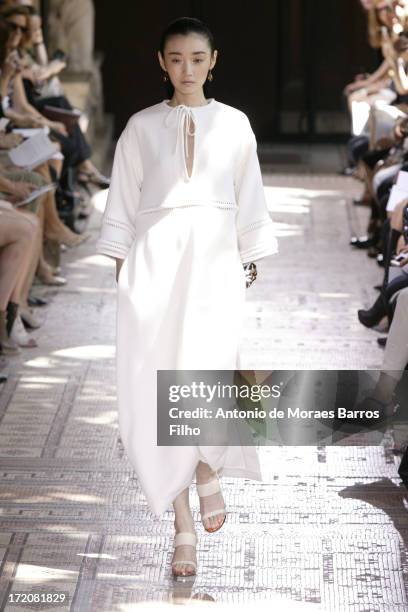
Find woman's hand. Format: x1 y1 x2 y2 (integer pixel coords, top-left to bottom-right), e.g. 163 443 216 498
12 115 42 129
48 59 67 76
2 52 21 81
48 120 68 137
29 15 43 45
0 132 24 149
396 243 408 267
7 182 37 203
344 81 366 96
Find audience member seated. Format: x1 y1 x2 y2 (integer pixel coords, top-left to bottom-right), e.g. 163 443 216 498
0 3 109 365
0 201 40 353
0 5 109 190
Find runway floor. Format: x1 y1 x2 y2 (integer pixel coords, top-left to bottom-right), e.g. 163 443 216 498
0 173 406 611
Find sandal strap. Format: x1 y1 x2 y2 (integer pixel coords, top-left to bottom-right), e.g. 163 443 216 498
172 560 197 572
174 532 197 547
201 509 226 521
196 478 221 497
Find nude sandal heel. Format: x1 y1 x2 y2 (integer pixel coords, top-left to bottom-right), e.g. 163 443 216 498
171 532 197 577
196 477 226 533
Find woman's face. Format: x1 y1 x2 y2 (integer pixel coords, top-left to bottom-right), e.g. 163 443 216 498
375 1 398 28
158 33 217 97
6 14 28 50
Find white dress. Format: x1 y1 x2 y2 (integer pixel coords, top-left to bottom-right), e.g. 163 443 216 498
96 98 278 517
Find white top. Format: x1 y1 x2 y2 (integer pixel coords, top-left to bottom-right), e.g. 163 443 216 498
96 98 278 263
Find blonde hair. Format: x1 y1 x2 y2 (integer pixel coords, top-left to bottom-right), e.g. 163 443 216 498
367 0 408 48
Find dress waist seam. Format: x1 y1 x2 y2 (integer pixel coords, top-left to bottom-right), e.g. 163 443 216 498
137 201 238 215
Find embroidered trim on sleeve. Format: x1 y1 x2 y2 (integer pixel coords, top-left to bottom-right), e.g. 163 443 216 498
238 216 272 236
104 216 136 237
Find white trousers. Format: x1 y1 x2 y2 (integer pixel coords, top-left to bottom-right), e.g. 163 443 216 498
350 88 397 137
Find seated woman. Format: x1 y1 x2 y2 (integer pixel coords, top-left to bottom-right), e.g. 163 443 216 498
359 282 408 454
0 201 40 354
358 197 408 327
1 5 110 188
0 19 91 252
346 1 408 148
356 117 408 246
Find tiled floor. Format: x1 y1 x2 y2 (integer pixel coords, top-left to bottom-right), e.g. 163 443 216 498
0 173 406 611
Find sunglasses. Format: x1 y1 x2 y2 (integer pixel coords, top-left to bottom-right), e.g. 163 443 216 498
8 22 28 34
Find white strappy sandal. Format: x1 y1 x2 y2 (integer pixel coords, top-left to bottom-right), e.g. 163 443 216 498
171 532 197 577
196 477 226 533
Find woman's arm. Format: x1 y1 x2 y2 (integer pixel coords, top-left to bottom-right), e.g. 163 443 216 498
362 59 390 86
12 73 47 118
29 15 48 67
394 56 408 94
31 59 66 81
345 60 390 93
0 175 37 201
3 106 42 128
11 74 68 135
95 117 143 262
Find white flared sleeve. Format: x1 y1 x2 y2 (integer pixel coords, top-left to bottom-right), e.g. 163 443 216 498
234 115 278 264
95 119 143 260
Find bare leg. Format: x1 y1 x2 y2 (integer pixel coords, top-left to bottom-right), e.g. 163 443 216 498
48 158 63 178
34 164 87 246
18 211 42 307
9 212 40 304
195 461 226 531
172 487 197 577
0 211 36 310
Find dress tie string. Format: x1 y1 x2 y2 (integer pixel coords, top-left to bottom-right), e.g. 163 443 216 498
164 104 196 182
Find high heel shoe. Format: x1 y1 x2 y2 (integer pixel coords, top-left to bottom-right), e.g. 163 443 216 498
0 310 20 355
35 271 67 286
171 531 197 578
358 294 388 328
27 296 48 307
46 230 91 248
19 308 41 330
63 231 91 248
196 477 226 533
350 235 373 249
77 170 110 189
10 315 38 348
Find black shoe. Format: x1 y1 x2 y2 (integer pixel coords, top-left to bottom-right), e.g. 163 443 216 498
350 235 373 249
377 337 387 347
358 294 388 328
28 296 48 307
353 197 370 206
368 246 381 258
339 166 356 176
374 285 382 292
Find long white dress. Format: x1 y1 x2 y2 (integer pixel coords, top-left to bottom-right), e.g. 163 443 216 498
96 98 278 517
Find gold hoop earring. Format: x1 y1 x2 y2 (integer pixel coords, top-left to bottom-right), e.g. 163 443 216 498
207 70 213 82
163 72 168 82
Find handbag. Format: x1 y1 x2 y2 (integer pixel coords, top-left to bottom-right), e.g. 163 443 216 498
41 105 81 133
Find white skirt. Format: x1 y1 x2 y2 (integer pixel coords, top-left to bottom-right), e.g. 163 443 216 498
116 205 262 517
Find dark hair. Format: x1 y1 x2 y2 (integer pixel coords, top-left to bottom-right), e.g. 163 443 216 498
0 19 12 67
0 5 30 19
159 16 216 98
159 16 215 55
